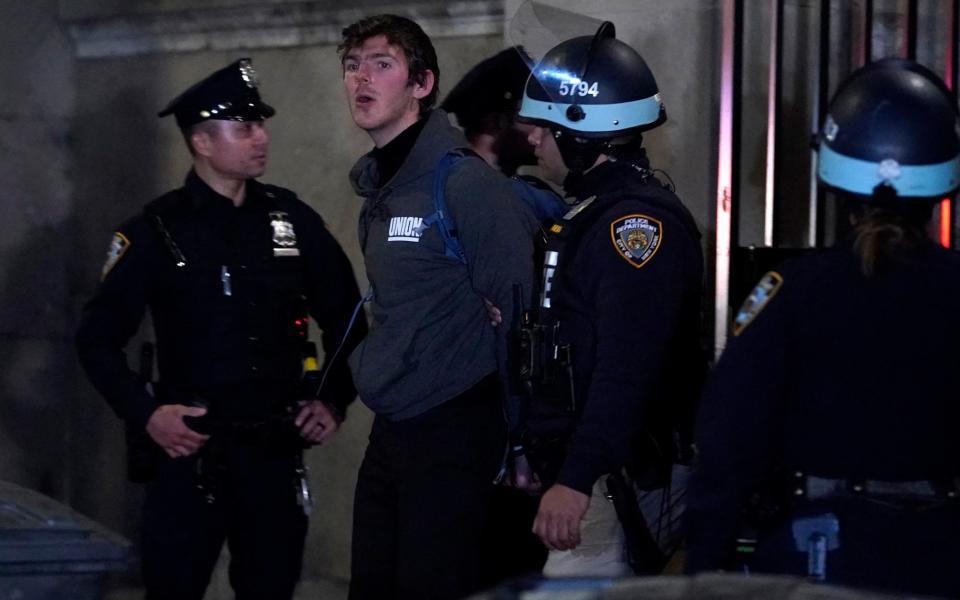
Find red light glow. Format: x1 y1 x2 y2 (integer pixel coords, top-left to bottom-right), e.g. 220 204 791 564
940 199 952 248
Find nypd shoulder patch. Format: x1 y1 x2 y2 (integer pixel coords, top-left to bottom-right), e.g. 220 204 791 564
732 271 784 336
101 232 131 281
610 213 662 269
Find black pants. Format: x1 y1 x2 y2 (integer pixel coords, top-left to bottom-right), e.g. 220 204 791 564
752 497 960 597
484 487 547 580
141 440 307 600
349 374 506 600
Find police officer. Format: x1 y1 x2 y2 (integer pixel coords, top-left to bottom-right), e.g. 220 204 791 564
515 23 705 576
686 59 960 597
442 47 561 580
75 58 366 600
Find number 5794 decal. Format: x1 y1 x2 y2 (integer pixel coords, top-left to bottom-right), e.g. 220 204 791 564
558 81 599 97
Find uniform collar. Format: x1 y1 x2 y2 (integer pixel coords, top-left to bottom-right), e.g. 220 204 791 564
183 169 264 211
564 147 653 202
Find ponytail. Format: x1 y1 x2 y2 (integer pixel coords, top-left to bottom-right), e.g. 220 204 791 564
848 197 936 276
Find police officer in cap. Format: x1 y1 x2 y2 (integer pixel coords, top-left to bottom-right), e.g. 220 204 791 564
441 47 563 580
442 47 566 224
76 58 366 599
514 23 706 576
686 59 960 597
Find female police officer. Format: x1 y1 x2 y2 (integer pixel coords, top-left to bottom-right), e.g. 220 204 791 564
686 59 960 597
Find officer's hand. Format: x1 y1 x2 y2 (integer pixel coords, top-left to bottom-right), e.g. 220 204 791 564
483 298 503 327
533 484 590 551
145 405 210 459
506 454 542 493
295 400 341 445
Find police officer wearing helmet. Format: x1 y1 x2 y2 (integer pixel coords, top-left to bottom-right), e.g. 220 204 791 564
76 58 366 599
515 23 706 576
686 58 960 597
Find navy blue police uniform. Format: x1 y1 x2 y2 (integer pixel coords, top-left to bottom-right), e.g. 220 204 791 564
687 57 960 598
75 59 365 600
526 150 704 504
686 241 960 596
77 171 364 599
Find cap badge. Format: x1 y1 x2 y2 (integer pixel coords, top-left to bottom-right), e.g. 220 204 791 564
239 59 259 89
878 159 902 181
823 115 839 142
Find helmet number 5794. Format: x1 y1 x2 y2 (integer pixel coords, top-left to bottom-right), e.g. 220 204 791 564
559 81 600 97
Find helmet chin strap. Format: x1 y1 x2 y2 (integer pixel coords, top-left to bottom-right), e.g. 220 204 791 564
554 129 609 174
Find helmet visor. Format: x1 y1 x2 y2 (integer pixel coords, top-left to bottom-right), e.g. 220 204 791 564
510 1 666 137
509 1 606 129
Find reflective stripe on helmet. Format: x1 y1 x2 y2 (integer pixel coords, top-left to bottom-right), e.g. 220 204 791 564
818 143 960 198
518 94 661 133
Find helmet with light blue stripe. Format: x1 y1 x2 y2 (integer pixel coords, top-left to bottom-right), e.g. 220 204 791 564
518 22 665 172
817 58 960 201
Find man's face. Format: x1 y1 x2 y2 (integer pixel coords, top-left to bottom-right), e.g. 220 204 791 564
497 119 538 171
193 120 270 180
342 35 432 147
527 126 569 185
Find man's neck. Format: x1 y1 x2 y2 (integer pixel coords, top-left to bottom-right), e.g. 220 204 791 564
585 153 609 173
194 162 247 207
370 110 421 148
469 133 501 173
371 115 428 187
561 154 610 196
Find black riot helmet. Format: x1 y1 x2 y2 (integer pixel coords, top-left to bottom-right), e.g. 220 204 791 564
816 58 960 201
518 22 665 172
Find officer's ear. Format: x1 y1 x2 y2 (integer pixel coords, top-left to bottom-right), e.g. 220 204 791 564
190 122 217 158
481 112 511 136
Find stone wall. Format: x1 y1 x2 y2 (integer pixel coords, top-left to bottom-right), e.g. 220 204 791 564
0 0 76 505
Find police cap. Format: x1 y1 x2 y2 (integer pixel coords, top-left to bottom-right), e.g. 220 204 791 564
158 58 275 129
441 47 532 133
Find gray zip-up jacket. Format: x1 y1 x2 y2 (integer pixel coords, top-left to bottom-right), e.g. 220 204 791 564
348 110 536 420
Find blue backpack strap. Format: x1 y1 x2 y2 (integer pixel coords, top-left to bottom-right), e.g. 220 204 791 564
416 149 472 264
511 175 568 223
